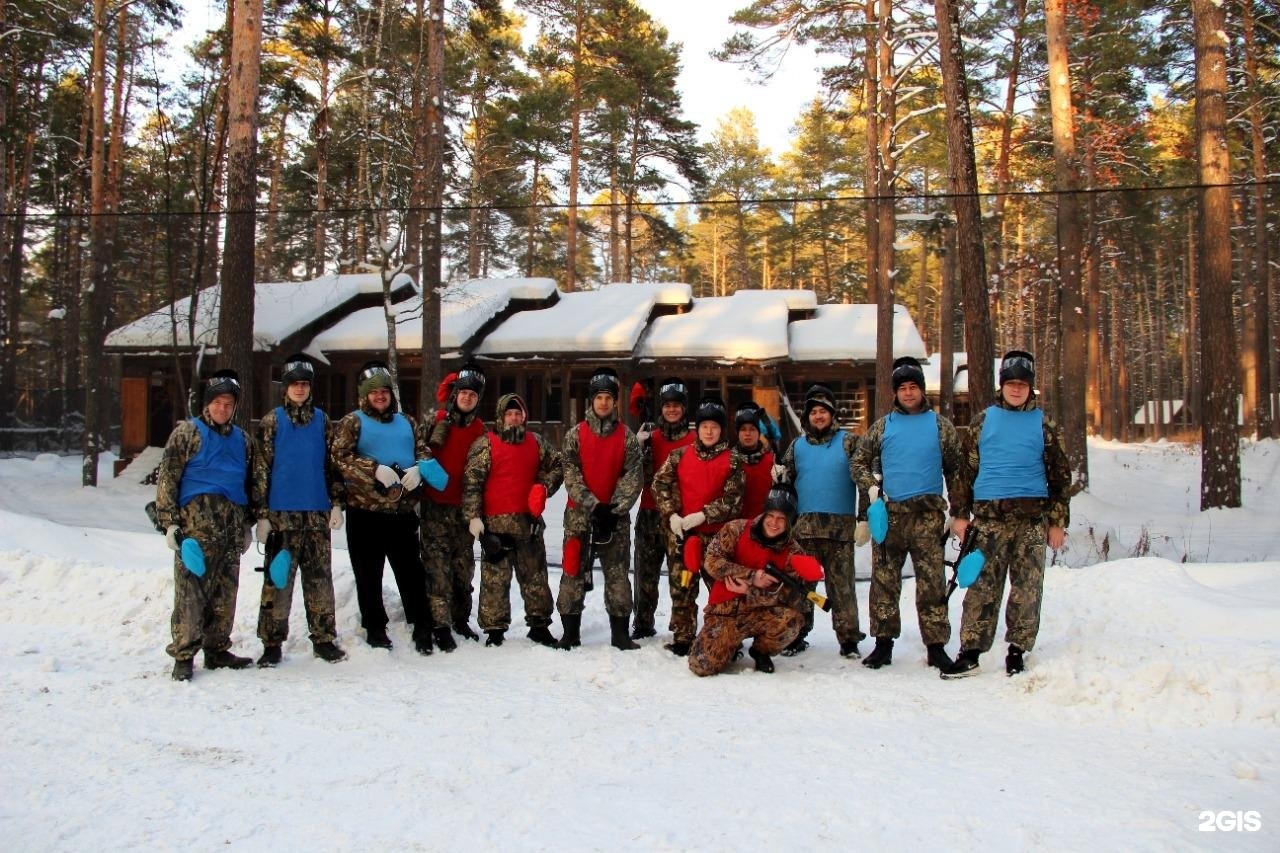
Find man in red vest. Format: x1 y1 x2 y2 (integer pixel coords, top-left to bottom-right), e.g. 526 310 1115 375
734 401 776 520
557 367 644 650
652 395 746 656
463 393 564 647
630 377 694 640
419 364 488 648
689 483 822 676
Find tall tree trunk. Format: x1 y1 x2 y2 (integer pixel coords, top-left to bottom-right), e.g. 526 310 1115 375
405 0 427 285
418 0 444 415
1086 187 1102 434
1192 0 1241 509
261 105 290 279
939 223 956 420
991 0 1026 350
1242 0 1273 437
863 0 879 306
218 0 263 426
1044 0 1088 488
1153 244 1167 441
564 0 585 292
82 0 111 485
873 0 896 418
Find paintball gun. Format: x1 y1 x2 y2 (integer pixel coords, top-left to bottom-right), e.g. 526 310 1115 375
943 526 986 600
144 500 207 577
257 530 292 589
763 562 831 612
479 530 517 564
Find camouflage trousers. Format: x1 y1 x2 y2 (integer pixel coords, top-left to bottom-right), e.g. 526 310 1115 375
478 536 554 632
958 515 1047 653
668 533 707 645
688 601 804 677
868 507 950 645
166 499 245 661
256 527 337 647
631 508 670 630
795 536 863 645
422 503 477 628
557 524 634 618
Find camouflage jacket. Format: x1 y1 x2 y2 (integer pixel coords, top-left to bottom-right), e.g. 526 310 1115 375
777 425 869 540
851 400 967 518
561 409 643 538
331 399 428 515
252 398 344 531
652 437 745 525
462 425 563 537
955 397 1073 528
641 417 692 490
154 412 256 530
418 404 484 452
704 518 809 613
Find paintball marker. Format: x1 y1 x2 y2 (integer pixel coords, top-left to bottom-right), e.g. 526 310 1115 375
366 458 406 499
480 531 517 564
943 526 986 600
763 562 831 612
144 500 207 577
257 530 292 588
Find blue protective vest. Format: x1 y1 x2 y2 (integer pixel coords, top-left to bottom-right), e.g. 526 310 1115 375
794 430 857 515
177 418 248 507
354 410 415 468
881 409 944 501
268 407 331 512
973 406 1048 500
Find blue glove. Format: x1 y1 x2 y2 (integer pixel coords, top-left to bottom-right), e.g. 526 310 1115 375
868 498 889 544
418 458 449 491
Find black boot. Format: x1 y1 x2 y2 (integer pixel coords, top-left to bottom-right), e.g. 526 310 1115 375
204 650 252 670
557 615 582 650
1006 644 1025 676
313 641 347 663
412 628 434 656
630 618 656 640
257 645 283 668
862 637 893 669
748 646 775 673
609 615 640 650
433 627 457 653
941 649 981 679
366 627 392 649
454 622 481 642
664 640 691 657
527 625 558 647
171 659 194 681
838 640 862 660
780 637 809 657
926 643 954 671
484 630 505 647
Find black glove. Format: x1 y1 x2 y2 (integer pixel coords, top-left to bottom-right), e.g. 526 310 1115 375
591 502 618 536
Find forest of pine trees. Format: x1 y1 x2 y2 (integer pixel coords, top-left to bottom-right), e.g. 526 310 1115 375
0 0 1275 508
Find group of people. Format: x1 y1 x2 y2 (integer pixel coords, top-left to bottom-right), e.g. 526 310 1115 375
155 348 1072 683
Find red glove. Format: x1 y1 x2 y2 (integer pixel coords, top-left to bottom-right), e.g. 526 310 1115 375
628 381 648 419
434 409 448 422
789 554 824 582
435 372 458 404
562 536 581 577
682 535 703 574
528 484 547 517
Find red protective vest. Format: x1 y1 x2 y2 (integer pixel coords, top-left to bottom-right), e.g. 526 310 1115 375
707 524 794 606
740 449 776 520
482 432 540 516
677 446 731 533
641 428 695 509
567 420 626 509
426 417 485 506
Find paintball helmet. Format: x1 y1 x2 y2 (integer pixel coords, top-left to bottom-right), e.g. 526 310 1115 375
998 350 1036 386
203 369 241 405
762 482 799 522
657 377 688 407
454 364 486 395
803 384 837 417
891 356 926 393
357 361 394 397
588 367 621 400
693 395 728 429
280 354 316 387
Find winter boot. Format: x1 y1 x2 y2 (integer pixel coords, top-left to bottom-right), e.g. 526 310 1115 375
484 630 506 647
780 637 809 657
171 659 194 682
557 615 582 650
748 646 775 674
366 628 392 650
454 622 481 642
527 625 559 648
664 640 691 657
412 628 434 656
257 645 283 668
1005 644 1025 676
630 618 656 640
204 650 252 670
312 641 347 663
941 649 980 680
862 638 893 669
838 640 862 660
432 627 457 653
926 643 954 671
609 615 640 651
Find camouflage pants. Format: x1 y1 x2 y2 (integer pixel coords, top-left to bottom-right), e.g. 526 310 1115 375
668 533 706 645
478 537 554 631
869 507 950 645
166 501 245 661
557 523 634 618
688 602 804 677
631 508 669 630
256 528 337 647
958 516 1046 653
422 503 477 628
795 536 863 645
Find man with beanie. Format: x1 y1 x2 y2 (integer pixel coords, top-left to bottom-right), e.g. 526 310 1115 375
331 361 434 654
557 367 644 650
689 483 823 676
418 364 488 646
251 354 347 668
652 395 745 656
944 350 1073 678
630 377 694 640
775 384 867 658
463 392 564 648
734 401 776 520
155 369 256 681
852 356 965 671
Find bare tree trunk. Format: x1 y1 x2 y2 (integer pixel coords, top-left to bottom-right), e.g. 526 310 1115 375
261 105 290 279
564 1 585 292
1153 244 1167 441
1085 185 1101 434
873 0 896 418
939 223 956 419
405 0 427 286
82 0 111 485
418 0 445 415
863 0 879 306
990 0 1026 351
1242 0 1273 437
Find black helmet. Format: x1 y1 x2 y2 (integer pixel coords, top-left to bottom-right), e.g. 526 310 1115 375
280 354 316 386
588 367 621 399
762 482 799 521
203 369 241 405
735 401 764 430
999 350 1036 386
657 377 688 406
693 395 728 429
891 356 926 393
803 384 836 417
454 363 486 394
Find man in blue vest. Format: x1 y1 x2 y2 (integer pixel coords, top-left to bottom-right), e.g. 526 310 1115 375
775 384 867 658
252 354 347 668
155 369 256 681
943 350 1073 678
852 357 966 671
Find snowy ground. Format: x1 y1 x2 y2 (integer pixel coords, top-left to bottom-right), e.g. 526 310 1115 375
0 440 1277 850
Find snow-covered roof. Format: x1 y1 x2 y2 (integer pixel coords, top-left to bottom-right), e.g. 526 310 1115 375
637 290 811 361
105 273 408 351
788 304 927 362
476 282 692 357
309 277 557 353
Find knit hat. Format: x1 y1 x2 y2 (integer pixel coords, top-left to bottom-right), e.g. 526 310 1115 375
280 354 316 386
203 369 241 405
588 367 621 400
693 395 728 429
891 356 926 393
357 361 394 398
999 350 1036 386
803 384 837 417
